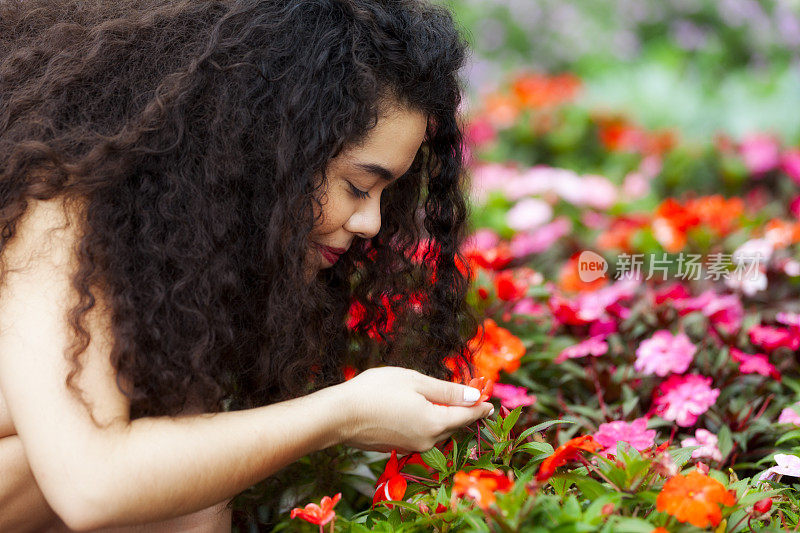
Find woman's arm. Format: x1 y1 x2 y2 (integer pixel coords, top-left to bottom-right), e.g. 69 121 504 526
0 199 491 531
0 435 60 533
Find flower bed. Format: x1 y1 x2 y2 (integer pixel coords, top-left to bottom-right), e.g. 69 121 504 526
240 72 800 532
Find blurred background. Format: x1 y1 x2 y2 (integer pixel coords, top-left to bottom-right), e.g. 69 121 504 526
447 0 800 143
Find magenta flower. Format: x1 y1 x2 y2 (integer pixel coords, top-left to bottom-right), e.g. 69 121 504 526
729 347 780 380
634 330 696 376
781 149 800 185
739 133 780 175
749 325 800 352
681 429 723 462
674 290 743 336
593 417 656 455
778 403 800 425
652 375 720 427
555 336 609 363
491 383 537 410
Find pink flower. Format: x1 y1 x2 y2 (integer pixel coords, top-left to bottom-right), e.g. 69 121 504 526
578 175 618 210
466 116 497 148
506 197 553 232
749 325 800 352
593 417 656 455
469 163 521 204
674 290 743 336
464 229 501 252
778 403 800 425
781 149 800 185
681 429 723 462
729 347 780 380
760 454 800 480
776 312 800 329
555 336 608 363
491 383 537 409
740 134 780 175
634 330 696 376
510 217 571 257
652 375 720 427
511 297 547 317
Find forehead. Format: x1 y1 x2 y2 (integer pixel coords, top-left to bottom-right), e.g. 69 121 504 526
328 106 428 178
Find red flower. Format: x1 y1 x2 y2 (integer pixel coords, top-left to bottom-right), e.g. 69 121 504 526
290 493 341 526
372 450 427 508
536 435 602 481
342 366 358 381
494 270 528 301
451 468 514 509
464 243 513 271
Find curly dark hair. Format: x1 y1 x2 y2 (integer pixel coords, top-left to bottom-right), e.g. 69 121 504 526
0 0 478 422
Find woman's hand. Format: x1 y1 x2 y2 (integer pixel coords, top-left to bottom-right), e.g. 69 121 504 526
334 366 494 454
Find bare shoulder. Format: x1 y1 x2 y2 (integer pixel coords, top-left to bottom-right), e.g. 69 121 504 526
0 195 130 429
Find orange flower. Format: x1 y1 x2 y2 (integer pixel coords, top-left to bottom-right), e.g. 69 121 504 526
483 92 520 128
451 469 514 509
511 72 581 109
686 195 743 236
652 528 670 533
467 376 494 406
557 253 608 293
467 319 526 382
290 493 341 526
656 471 736 528
596 215 649 253
764 218 800 248
536 435 603 481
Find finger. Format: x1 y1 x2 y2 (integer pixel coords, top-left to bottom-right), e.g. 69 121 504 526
413 373 483 406
431 402 494 431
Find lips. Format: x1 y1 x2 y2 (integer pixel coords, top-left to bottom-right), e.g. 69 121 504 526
315 243 347 264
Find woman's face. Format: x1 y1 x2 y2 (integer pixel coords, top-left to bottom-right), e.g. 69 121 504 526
307 104 428 271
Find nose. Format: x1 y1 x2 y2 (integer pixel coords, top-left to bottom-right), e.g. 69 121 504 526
344 196 382 239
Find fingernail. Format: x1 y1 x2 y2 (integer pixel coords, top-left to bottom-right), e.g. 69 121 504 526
463 386 480 403
488 407 494 417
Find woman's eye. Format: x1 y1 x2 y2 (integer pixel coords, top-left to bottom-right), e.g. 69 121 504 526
348 182 371 199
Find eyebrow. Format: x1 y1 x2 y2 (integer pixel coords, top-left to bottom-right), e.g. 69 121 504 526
353 161 400 182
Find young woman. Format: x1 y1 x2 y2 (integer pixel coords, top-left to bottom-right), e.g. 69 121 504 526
0 0 493 531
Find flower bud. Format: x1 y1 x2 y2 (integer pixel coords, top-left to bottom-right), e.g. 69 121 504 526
696 462 710 475
601 503 615 516
753 497 772 515
418 502 430 514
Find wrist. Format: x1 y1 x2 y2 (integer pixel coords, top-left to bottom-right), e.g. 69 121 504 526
310 381 352 449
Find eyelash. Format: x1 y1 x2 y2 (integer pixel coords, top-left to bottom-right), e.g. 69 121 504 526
347 182 371 199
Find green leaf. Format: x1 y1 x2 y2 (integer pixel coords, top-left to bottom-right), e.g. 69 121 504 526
575 477 610 500
718 425 733 458
501 406 523 434
670 446 697 468
493 440 511 457
609 517 660 533
776 429 800 446
517 441 554 457
421 447 448 473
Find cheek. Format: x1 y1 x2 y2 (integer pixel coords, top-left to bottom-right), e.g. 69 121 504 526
312 188 352 235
